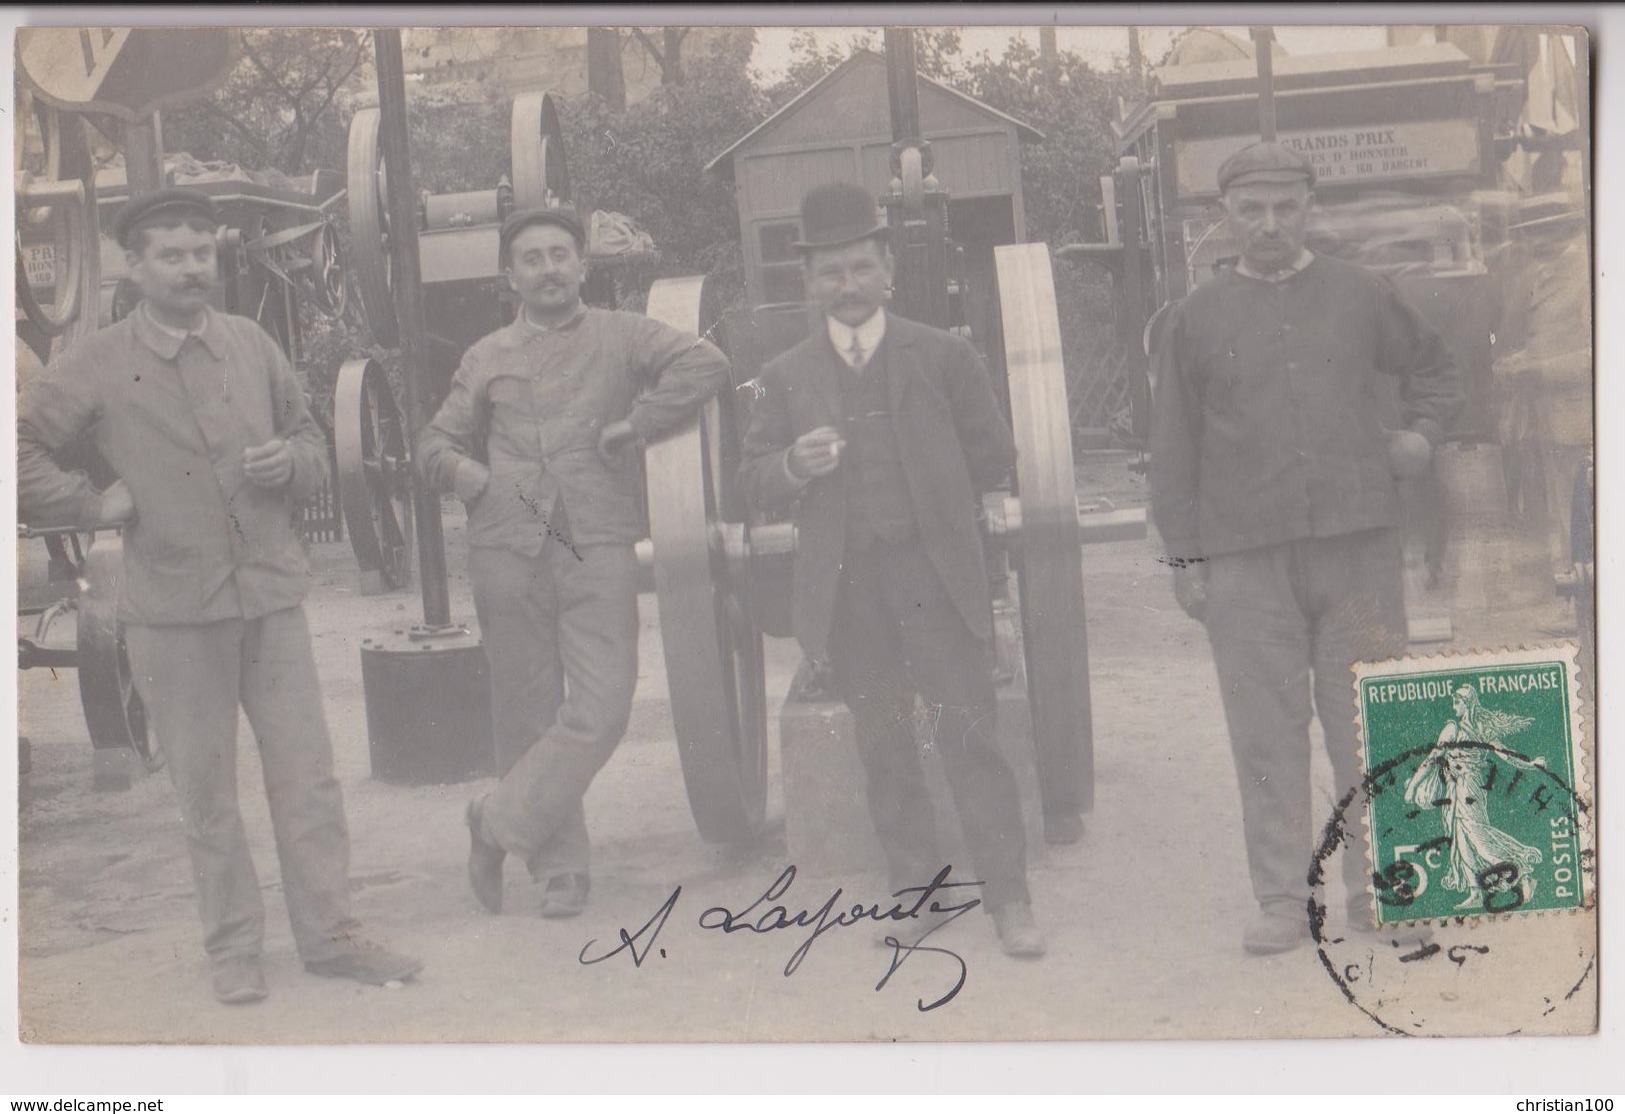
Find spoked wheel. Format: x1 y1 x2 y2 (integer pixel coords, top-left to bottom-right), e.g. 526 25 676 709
345 107 397 347
335 357 414 589
643 276 768 844
76 537 160 772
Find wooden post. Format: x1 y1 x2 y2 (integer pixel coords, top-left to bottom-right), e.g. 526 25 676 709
374 28 451 629
1250 27 1278 142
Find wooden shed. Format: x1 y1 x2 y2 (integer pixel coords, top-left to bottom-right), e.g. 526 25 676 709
707 51 1041 364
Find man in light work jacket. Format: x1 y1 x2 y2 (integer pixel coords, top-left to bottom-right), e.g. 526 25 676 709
1150 143 1462 955
738 183 1044 958
421 207 729 919
17 189 422 1004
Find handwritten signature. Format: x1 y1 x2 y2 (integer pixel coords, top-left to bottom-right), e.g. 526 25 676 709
578 865 983 1012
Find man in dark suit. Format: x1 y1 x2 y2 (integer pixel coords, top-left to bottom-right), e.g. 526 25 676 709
739 182 1043 957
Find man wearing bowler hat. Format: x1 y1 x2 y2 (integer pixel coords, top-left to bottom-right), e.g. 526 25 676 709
18 188 422 1003
421 206 728 918
1149 141 1461 954
739 182 1044 957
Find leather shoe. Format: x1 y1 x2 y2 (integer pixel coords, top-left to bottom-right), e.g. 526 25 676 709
466 794 505 914
992 901 1046 958
212 955 268 1005
540 872 590 919
1243 907 1310 955
305 941 423 986
1044 811 1085 845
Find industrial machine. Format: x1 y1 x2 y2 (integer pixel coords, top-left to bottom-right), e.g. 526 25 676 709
345 28 1147 847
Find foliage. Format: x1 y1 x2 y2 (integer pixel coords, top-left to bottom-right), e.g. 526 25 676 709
161 29 368 175
557 29 764 313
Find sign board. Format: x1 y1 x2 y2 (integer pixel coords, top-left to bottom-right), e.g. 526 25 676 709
17 27 237 122
22 243 56 289
1177 118 1482 196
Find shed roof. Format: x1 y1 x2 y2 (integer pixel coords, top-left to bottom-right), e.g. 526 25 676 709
706 50 1043 178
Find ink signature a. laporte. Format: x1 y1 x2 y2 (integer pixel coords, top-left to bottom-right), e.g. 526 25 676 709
577 865 982 1012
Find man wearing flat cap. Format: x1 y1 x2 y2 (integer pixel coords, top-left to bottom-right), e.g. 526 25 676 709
1149 141 1462 954
738 182 1044 957
421 206 728 919
18 188 422 1003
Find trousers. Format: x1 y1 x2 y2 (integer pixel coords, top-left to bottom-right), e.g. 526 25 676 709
470 541 640 879
828 537 1030 912
1203 527 1408 914
124 607 359 964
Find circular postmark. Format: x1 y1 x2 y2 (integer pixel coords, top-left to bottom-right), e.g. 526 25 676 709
1309 738 1597 1036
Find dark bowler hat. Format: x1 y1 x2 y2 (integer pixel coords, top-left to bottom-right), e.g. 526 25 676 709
499 206 586 266
1216 140 1317 193
792 182 887 251
113 188 221 248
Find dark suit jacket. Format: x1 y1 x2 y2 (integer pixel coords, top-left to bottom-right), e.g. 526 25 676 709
738 311 1017 661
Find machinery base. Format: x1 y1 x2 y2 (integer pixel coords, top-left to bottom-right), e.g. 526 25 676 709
360 629 494 785
779 668 1046 882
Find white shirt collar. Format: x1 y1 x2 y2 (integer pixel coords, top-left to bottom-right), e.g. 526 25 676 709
1236 248 1315 282
826 308 887 367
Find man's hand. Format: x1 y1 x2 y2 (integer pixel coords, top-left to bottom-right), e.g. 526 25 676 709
97 479 135 527
1171 561 1209 623
242 438 294 489
597 419 640 467
787 425 845 481
453 457 490 503
1387 429 1433 481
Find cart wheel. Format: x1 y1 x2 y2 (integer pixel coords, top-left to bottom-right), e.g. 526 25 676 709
336 357 414 589
76 537 161 772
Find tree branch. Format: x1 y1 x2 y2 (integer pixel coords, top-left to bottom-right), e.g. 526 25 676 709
194 97 273 159
630 27 666 69
239 31 299 108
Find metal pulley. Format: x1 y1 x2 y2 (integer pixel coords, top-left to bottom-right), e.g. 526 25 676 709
643 276 768 843
14 91 100 348
510 91 571 213
346 106 399 347
335 357 415 591
639 247 1138 842
995 242 1096 817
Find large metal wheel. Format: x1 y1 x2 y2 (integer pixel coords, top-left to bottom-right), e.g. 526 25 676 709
76 537 160 771
346 107 398 347
995 242 1094 817
15 93 99 345
510 92 571 213
643 276 768 843
336 357 414 589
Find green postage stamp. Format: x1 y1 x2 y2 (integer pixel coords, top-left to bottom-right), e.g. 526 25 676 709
1353 643 1593 926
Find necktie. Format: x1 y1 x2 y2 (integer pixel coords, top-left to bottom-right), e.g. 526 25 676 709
846 336 866 370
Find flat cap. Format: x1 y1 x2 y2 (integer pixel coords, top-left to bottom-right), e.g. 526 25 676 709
499 206 586 266
113 188 221 247
1216 140 1316 193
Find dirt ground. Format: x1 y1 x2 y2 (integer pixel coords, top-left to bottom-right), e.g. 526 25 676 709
14 453 1598 1045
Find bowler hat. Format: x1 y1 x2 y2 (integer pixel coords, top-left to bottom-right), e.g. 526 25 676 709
792 182 887 251
1216 141 1316 193
500 206 586 267
114 188 221 248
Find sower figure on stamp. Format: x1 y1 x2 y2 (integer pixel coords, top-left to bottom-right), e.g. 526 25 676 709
420 208 729 919
738 183 1044 958
1150 144 1462 955
17 189 422 1004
